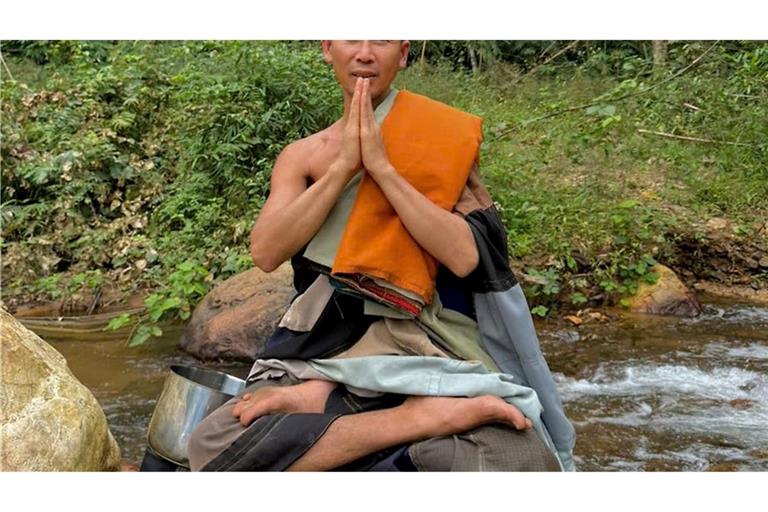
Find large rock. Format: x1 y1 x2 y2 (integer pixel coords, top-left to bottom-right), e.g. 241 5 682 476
0 308 121 471
179 263 294 361
627 264 702 317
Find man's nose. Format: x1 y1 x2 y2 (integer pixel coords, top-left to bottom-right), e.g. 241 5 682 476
354 41 375 62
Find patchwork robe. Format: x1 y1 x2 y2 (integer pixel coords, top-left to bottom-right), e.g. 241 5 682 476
187 90 576 471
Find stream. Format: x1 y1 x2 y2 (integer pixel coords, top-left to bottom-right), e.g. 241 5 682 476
21 295 768 470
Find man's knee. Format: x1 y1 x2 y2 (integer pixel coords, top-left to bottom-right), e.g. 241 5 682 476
188 376 299 471
187 400 243 471
408 424 561 471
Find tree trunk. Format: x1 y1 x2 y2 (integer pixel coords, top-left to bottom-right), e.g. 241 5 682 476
467 45 479 75
652 40 668 69
420 40 427 66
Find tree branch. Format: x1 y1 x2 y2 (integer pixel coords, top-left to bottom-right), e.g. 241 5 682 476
636 128 753 147
0 50 15 82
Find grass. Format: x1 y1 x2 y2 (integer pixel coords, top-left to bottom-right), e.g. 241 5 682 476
394 56 767 309
2 42 767 326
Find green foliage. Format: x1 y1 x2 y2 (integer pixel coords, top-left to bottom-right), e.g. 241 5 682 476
106 313 133 331
598 255 660 304
2 41 337 325
3 41 115 65
66 270 104 294
31 275 64 299
103 259 211 346
398 41 766 310
3 41 767 341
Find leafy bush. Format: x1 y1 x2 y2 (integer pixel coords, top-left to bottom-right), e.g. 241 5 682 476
3 40 766 329
2 41 339 306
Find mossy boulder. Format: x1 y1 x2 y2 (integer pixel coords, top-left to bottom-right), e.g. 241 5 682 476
627 264 702 317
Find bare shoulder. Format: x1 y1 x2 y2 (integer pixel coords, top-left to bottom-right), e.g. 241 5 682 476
275 126 339 182
276 129 328 166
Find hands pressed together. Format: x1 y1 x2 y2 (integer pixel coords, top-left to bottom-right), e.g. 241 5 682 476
331 77 394 182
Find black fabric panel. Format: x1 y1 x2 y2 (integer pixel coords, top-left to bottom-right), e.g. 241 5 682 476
464 206 518 293
435 265 476 319
257 291 376 360
290 246 320 295
201 413 342 472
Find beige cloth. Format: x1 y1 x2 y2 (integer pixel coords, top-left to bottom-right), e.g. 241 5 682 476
278 274 334 332
334 317 451 359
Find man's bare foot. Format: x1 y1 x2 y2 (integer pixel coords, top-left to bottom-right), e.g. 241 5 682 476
403 395 533 439
232 380 338 427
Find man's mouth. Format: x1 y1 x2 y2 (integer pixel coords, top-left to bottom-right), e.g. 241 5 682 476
351 72 377 79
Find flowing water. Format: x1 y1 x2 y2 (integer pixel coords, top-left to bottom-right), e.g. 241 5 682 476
538 297 768 471
21 296 768 470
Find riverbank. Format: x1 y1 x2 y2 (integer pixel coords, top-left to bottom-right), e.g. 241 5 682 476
2 41 766 330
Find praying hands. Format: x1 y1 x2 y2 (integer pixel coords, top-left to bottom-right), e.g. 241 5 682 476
329 76 395 181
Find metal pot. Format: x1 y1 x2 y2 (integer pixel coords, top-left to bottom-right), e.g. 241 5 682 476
147 365 245 467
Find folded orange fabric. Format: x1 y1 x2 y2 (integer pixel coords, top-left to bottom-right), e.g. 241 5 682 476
331 91 483 309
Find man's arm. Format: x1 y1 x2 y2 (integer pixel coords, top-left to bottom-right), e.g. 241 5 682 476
250 78 365 272
358 78 479 277
249 144 352 272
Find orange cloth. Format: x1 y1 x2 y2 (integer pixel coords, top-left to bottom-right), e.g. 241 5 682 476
331 91 483 308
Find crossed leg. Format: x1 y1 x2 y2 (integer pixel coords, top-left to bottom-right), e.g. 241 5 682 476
188 378 555 472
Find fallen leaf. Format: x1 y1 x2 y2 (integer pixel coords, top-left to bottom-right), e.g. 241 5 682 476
564 315 583 326
587 311 609 322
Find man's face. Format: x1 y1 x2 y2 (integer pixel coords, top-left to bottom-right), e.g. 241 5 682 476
322 40 410 102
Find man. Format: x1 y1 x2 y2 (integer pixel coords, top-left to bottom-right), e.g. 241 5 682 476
188 40 575 472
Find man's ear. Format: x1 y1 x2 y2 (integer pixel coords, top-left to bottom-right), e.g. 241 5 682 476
321 40 333 65
399 40 410 69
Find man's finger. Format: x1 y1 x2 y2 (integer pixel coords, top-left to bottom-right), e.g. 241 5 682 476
232 398 247 418
361 79 374 128
348 77 362 130
499 402 528 430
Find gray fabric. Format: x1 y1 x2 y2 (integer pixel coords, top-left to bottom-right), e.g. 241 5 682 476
249 358 382 398
473 283 576 471
409 424 561 471
334 317 451 359
248 358 328 382
363 297 411 319
303 355 566 470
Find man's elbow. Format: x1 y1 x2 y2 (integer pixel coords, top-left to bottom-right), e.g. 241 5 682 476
451 248 479 278
250 238 281 273
251 251 280 273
